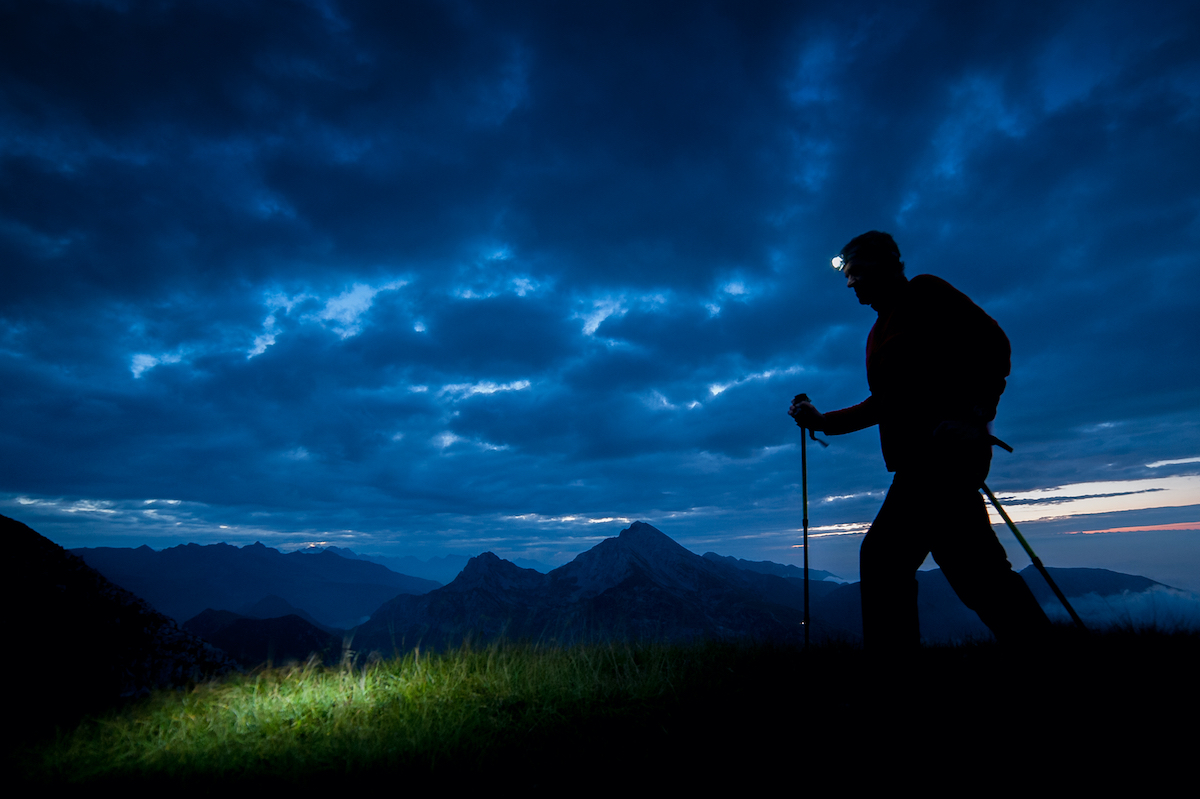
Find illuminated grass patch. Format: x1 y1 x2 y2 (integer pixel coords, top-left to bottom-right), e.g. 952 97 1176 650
30 641 688 784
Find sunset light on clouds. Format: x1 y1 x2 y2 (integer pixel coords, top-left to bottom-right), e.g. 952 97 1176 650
985 474 1200 525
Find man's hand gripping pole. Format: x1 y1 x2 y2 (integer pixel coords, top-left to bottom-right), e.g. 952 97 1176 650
791 393 828 448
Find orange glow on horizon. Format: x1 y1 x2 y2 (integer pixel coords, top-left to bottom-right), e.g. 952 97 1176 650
1061 521 1200 536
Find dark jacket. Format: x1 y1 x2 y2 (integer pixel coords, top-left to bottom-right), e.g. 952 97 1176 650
822 274 1010 473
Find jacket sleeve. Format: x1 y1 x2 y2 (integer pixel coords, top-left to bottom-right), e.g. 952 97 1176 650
821 396 879 435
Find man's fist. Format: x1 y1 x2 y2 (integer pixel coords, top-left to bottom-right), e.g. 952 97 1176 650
789 395 824 431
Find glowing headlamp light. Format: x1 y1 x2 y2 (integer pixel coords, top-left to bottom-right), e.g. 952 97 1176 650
831 255 846 272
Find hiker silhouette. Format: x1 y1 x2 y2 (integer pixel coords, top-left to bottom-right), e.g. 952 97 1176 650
789 231 1051 649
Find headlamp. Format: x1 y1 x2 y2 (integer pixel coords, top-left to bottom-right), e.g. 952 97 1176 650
831 255 846 272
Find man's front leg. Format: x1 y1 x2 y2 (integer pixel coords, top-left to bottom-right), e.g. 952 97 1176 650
860 475 929 652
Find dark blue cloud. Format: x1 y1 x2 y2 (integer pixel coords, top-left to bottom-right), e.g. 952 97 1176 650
2 0 1198 584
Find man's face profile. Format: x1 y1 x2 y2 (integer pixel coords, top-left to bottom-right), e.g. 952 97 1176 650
843 258 877 305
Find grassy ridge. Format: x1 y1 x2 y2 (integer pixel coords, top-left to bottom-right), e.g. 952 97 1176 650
22 630 1200 789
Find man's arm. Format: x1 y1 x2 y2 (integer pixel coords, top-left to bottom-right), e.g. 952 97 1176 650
789 395 879 434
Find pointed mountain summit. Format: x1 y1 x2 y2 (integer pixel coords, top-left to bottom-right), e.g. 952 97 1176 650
444 551 548 595
551 520 731 600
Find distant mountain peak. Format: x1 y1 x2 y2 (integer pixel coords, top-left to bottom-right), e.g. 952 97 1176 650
461 551 502 574
446 551 547 593
620 520 657 536
616 521 695 559
551 521 714 600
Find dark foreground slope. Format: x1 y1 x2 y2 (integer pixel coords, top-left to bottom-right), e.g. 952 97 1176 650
20 632 1200 792
4 514 237 733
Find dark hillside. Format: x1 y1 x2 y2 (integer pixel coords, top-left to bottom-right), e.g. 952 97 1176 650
240 595 334 632
1021 565 1161 602
199 615 344 668
4 514 237 734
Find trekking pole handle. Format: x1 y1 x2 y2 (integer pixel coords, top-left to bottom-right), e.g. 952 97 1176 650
792 393 828 447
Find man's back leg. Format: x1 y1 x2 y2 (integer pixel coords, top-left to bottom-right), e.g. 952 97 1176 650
931 487 1052 644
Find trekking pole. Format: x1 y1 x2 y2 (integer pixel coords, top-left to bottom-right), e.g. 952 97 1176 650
981 483 1087 631
794 394 827 648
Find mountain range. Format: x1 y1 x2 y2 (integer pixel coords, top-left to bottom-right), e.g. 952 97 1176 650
313 546 552 585
351 521 1184 653
19 514 1192 674
352 521 883 653
72 540 440 628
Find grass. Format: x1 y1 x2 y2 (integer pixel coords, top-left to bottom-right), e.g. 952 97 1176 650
19 629 1200 790
27 640 703 787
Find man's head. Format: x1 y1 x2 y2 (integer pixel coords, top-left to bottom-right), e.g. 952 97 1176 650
834 230 906 307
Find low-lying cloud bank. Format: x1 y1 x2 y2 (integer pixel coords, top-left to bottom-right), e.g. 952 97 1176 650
1043 586 1200 632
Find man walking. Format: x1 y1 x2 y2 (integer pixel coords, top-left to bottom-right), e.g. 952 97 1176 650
789 231 1050 649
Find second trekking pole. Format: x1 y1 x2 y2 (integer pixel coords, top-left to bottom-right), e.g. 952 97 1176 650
982 482 1087 631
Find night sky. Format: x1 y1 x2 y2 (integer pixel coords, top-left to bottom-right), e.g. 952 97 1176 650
3 1 1199 589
